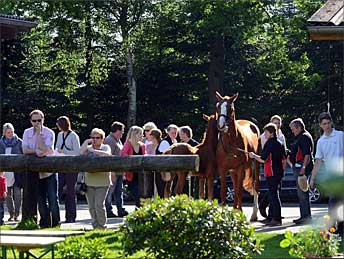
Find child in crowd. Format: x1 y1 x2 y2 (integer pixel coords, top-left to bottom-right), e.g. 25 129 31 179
0 171 7 225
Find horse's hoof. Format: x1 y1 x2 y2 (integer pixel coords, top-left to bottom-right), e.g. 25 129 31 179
250 216 258 222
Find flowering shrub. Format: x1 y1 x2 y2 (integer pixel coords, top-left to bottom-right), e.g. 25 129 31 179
280 216 341 258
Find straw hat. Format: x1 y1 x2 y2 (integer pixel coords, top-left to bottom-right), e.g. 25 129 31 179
298 175 308 192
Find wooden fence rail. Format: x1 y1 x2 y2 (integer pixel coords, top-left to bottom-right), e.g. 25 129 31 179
0 155 199 173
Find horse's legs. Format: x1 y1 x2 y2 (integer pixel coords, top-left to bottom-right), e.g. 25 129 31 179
164 180 172 198
174 172 187 195
235 167 245 210
220 168 228 206
246 165 259 222
230 170 239 209
207 172 214 201
164 173 176 198
199 176 205 199
250 189 259 222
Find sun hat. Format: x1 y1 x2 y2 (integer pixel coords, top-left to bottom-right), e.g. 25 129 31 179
298 175 308 192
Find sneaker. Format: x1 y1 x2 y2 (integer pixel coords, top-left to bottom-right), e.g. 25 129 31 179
14 216 19 222
117 210 129 217
8 216 14 222
107 211 117 218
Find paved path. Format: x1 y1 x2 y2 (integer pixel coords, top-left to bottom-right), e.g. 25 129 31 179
3 202 328 234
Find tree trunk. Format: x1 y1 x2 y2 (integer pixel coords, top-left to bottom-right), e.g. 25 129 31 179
0 155 199 173
126 47 136 127
208 36 225 113
84 2 94 132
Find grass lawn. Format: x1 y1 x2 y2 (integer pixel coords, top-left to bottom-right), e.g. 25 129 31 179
1 225 343 259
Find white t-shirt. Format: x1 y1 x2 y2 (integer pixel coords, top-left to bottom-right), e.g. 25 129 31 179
315 129 344 168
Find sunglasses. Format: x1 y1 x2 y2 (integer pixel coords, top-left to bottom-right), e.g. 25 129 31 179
91 136 102 140
144 129 150 132
31 119 42 123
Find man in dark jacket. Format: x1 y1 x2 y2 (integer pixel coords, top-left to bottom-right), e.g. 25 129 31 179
288 118 314 225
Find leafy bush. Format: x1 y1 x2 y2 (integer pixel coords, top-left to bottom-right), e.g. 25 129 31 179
121 195 262 259
280 215 341 258
15 219 39 230
56 234 109 259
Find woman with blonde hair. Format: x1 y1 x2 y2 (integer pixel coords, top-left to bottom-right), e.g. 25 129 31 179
0 123 23 222
121 126 145 207
80 128 111 229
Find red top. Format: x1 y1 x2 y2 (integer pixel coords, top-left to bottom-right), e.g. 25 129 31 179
120 140 146 182
0 176 7 198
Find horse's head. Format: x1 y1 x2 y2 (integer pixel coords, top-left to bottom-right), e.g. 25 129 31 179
215 92 238 132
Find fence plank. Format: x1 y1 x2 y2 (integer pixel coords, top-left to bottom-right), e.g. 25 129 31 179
0 155 199 173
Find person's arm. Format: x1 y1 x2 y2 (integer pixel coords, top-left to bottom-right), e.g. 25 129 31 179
80 139 92 155
91 144 111 156
298 136 312 175
249 140 270 163
36 129 54 157
249 152 265 163
310 159 322 189
22 130 36 155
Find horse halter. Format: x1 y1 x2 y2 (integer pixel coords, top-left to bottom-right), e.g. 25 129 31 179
217 101 233 132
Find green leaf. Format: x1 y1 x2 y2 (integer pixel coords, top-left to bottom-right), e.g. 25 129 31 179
280 239 291 248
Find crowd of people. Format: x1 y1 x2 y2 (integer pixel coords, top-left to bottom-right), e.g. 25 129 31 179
0 109 342 233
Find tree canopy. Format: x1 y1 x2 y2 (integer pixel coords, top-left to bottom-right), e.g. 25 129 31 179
0 0 342 143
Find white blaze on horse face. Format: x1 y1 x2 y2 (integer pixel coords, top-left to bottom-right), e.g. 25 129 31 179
219 101 227 128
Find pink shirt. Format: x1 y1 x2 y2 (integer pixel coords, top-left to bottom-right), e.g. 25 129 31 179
22 126 55 178
22 126 55 151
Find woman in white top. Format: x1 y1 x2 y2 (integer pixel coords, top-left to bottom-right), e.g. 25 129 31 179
80 128 111 229
55 116 80 223
0 123 23 222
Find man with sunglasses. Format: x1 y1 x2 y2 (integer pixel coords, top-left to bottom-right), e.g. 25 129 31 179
22 109 60 228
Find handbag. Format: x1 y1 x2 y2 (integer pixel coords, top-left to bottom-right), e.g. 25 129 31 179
77 172 87 194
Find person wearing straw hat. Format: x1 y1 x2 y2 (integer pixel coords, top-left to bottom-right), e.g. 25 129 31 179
288 118 314 225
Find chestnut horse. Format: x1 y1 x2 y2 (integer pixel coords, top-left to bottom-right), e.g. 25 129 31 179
215 92 260 221
163 114 219 199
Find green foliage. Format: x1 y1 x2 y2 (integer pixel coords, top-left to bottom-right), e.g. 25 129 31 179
56 233 109 259
15 219 39 230
1 0 342 141
121 195 263 259
280 227 341 258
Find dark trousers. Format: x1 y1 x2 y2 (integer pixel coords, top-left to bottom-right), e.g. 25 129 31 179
105 175 125 213
266 175 282 222
0 198 4 224
128 174 140 207
22 171 39 222
154 172 165 198
38 174 60 228
294 169 311 219
58 172 78 222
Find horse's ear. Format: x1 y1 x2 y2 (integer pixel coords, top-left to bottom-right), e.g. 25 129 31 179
231 92 239 102
203 114 210 121
215 91 223 101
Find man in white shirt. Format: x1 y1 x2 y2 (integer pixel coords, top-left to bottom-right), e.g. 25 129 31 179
310 112 344 235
